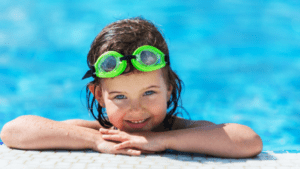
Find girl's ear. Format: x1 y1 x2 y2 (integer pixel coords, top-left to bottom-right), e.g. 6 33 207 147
167 84 173 101
88 84 105 107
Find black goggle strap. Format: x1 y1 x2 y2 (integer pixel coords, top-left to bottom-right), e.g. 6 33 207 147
82 65 96 80
120 55 136 61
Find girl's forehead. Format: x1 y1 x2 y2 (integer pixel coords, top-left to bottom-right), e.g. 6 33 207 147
101 69 166 91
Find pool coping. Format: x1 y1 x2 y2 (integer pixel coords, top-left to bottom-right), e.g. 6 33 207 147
1 142 300 169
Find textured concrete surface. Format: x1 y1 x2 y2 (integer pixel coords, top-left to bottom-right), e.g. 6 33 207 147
0 143 299 169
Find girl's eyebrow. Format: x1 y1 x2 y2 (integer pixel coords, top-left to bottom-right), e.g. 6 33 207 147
109 91 122 94
108 85 160 95
146 85 160 89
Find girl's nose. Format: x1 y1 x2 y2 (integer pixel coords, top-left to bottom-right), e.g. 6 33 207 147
128 100 143 114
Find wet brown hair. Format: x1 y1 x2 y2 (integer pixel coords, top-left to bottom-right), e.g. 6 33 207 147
85 17 184 129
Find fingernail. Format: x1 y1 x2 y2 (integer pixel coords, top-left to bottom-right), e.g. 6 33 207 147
134 151 141 155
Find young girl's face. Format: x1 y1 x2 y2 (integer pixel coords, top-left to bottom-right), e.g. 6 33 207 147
93 69 172 132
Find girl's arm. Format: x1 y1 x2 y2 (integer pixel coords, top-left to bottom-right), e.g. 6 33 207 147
164 122 263 158
1 115 100 150
61 119 102 130
1 115 148 155
100 121 263 158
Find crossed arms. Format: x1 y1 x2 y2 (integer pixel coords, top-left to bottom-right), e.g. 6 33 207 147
1 115 262 158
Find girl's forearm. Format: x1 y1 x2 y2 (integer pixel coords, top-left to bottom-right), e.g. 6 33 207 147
1 115 100 150
163 123 262 158
61 119 102 130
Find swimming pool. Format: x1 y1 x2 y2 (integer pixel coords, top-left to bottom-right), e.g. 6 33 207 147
1 0 300 151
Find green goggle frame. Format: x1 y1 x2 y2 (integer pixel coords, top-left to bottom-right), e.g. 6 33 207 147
92 45 166 78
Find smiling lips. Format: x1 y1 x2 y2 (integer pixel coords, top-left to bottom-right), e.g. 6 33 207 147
127 118 148 124
125 118 150 128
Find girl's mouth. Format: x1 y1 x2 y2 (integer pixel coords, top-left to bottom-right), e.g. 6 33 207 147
125 118 150 129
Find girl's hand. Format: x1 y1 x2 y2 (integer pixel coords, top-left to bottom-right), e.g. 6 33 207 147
99 128 167 153
92 131 155 156
92 139 140 156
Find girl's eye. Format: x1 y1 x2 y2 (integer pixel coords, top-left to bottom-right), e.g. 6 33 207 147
144 91 155 96
114 95 126 100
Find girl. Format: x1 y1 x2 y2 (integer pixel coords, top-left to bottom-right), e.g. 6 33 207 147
1 17 262 158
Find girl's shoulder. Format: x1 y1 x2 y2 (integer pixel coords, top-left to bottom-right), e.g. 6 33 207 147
172 116 216 130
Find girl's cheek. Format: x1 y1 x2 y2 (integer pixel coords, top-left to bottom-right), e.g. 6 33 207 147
106 101 129 120
106 105 125 127
106 102 127 115
113 99 130 108
142 96 167 112
106 99 130 110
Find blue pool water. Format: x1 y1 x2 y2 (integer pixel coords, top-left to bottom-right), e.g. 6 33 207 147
1 0 300 151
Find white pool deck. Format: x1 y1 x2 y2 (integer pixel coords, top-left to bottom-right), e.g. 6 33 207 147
0 143 299 169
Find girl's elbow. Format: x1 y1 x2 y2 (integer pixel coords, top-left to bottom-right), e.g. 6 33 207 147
239 133 263 158
1 116 29 147
1 121 15 147
233 124 263 158
249 134 263 157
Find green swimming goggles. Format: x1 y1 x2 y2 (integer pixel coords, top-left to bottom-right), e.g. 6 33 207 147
82 45 167 79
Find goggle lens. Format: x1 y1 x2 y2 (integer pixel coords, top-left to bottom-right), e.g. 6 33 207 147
140 51 157 65
101 56 117 72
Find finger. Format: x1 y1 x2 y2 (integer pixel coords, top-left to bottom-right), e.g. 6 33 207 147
102 134 128 142
119 148 141 156
116 146 155 155
114 141 133 150
114 142 155 154
99 128 108 133
100 128 120 134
